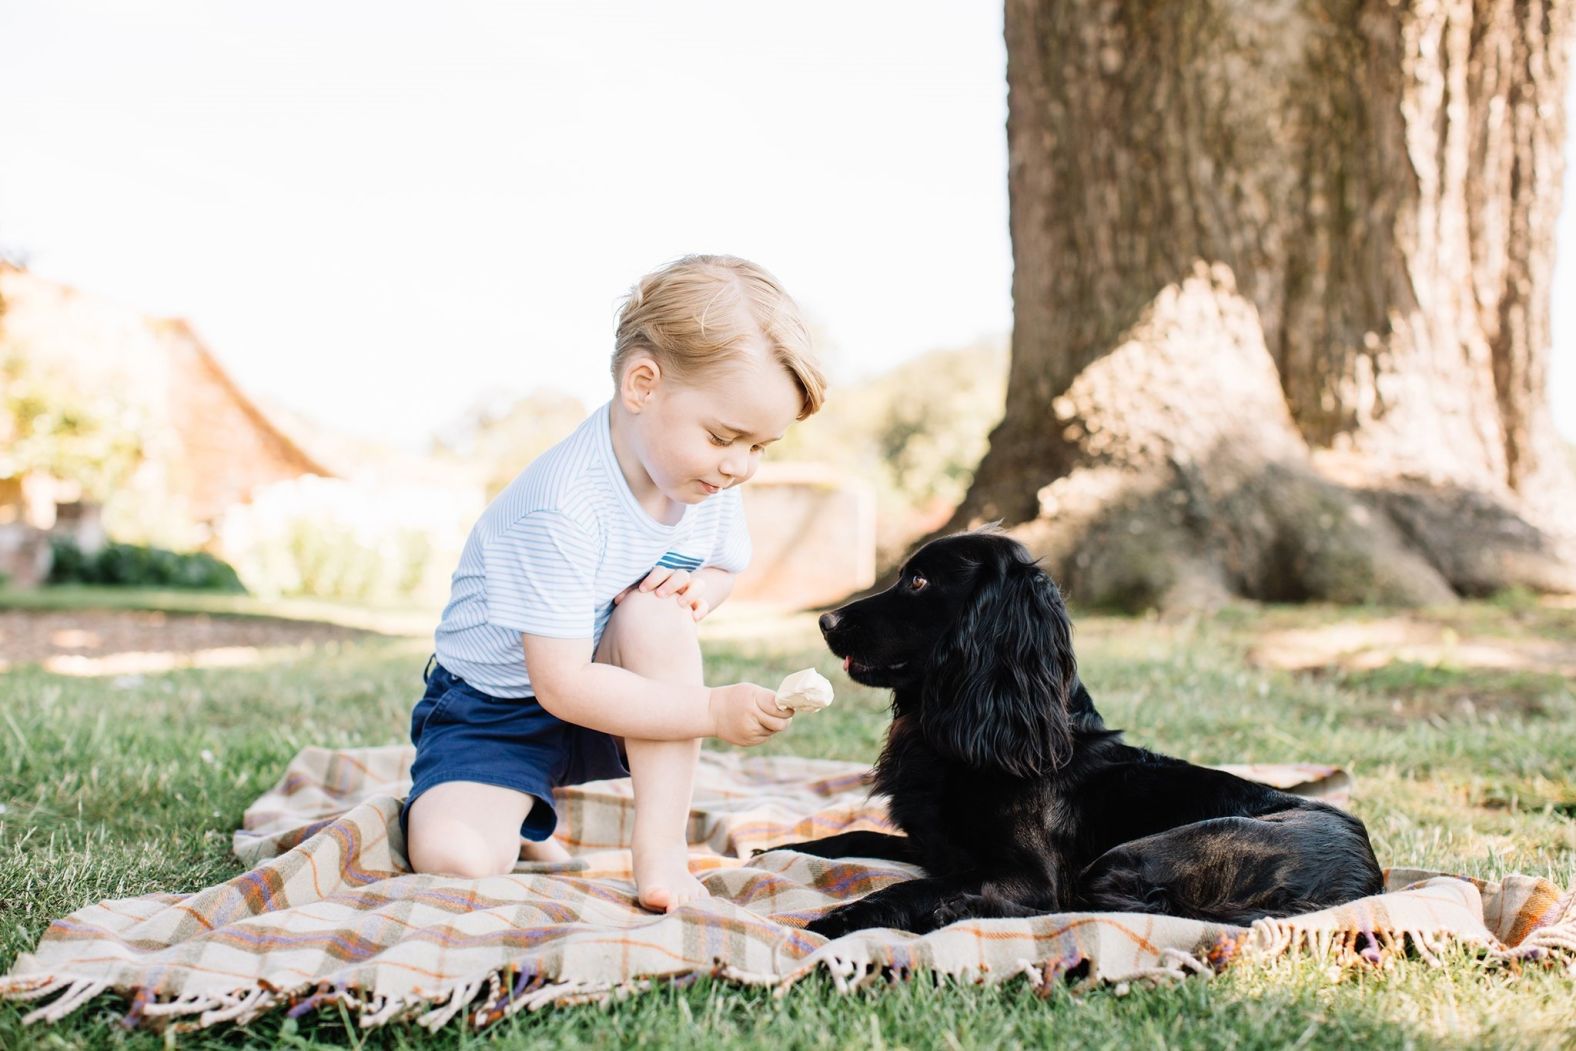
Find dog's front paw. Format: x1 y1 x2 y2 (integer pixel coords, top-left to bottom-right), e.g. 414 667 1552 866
926 899 966 931
805 903 873 939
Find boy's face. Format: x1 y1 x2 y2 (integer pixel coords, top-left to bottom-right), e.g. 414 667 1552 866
626 343 803 505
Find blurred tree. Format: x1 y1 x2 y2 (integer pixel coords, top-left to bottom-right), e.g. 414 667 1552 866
0 345 145 502
775 339 1007 563
952 0 1576 609
433 389 588 498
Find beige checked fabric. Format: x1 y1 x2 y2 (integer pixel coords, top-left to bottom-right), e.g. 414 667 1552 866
3 746 1572 1032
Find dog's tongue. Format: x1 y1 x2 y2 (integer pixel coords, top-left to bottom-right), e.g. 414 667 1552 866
843 656 852 672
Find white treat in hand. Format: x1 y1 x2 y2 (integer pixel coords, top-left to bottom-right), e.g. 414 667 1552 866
775 668 835 713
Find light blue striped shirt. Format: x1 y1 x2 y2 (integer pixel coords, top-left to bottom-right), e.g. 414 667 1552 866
434 402 751 696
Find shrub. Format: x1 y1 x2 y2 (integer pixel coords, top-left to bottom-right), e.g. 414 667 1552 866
214 475 479 605
47 538 245 591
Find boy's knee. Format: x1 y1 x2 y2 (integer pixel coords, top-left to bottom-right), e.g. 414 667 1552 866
406 806 519 878
600 590 700 672
409 832 515 878
606 590 697 645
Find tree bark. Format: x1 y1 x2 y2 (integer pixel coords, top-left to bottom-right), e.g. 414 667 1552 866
953 0 1576 608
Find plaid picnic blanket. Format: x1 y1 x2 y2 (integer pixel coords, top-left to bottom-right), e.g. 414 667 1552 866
3 746 1573 1032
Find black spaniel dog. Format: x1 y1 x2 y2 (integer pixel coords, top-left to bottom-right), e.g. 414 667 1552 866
766 531 1384 938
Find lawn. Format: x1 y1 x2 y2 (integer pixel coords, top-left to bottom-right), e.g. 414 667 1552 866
1 593 1574 1049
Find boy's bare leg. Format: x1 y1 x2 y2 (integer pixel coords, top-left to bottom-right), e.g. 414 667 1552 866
407 780 542 877
625 737 705 910
521 837 571 863
595 590 708 912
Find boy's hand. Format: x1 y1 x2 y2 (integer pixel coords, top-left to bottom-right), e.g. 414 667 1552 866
615 567 711 621
708 683 794 746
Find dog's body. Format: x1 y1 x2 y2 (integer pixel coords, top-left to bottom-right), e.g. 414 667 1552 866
768 532 1383 938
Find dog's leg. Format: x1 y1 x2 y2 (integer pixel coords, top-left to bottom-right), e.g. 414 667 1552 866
804 875 961 938
926 871 1066 930
811 874 1064 937
1077 808 1383 923
928 892 1044 927
754 830 920 864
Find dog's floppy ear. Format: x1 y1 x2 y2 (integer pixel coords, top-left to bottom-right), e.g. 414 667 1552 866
918 553 1076 777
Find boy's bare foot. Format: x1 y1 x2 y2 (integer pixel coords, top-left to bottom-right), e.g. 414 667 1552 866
633 838 708 912
519 838 571 864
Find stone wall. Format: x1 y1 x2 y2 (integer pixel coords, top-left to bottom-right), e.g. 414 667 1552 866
0 523 51 588
732 465 875 609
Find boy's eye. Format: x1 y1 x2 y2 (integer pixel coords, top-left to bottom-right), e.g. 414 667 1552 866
708 432 730 447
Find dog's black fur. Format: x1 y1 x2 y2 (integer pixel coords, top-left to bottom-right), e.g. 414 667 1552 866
766 531 1384 938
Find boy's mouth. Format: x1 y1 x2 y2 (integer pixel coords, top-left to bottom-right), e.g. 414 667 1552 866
699 481 720 494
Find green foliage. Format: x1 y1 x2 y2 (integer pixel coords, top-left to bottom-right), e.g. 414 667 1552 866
280 517 432 604
773 338 1008 559
46 538 245 592
433 389 588 499
215 476 460 605
0 349 145 498
444 341 1009 565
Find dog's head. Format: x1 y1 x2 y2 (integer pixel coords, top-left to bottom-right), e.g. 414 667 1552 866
819 531 1077 777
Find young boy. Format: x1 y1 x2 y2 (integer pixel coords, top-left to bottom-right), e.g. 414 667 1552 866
403 255 826 912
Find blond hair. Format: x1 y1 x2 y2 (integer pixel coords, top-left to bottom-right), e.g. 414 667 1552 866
612 255 826 418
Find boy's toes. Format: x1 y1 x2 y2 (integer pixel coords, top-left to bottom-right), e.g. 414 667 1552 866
637 874 709 913
663 878 710 912
638 885 672 911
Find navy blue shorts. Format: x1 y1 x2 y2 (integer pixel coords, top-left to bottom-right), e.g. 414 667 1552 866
400 659 630 842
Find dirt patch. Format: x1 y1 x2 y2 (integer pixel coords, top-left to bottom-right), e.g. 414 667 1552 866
1247 616 1576 677
1245 611 1576 725
0 609 379 676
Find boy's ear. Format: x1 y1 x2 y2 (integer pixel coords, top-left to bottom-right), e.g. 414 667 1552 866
620 353 662 411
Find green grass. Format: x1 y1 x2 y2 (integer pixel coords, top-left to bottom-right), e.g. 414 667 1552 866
2 603 1574 1049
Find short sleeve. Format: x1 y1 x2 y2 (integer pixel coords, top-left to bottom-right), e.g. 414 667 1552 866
707 487 752 574
481 511 599 638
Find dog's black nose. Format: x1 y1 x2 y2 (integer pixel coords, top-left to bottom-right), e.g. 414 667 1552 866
818 611 840 634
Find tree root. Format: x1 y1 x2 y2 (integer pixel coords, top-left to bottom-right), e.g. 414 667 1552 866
947 263 1576 611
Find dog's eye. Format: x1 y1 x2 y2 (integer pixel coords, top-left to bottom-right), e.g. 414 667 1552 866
907 575 928 592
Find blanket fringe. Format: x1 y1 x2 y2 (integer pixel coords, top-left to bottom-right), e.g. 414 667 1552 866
415 975 488 1031
140 990 228 1021
0 975 71 1003
197 986 273 1027
8 906 1576 1032
20 979 109 1024
358 993 411 1028
1120 947 1214 986
1492 905 1576 969
1244 917 1496 970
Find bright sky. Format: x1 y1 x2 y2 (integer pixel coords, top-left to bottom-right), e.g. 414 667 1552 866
2 1 1573 447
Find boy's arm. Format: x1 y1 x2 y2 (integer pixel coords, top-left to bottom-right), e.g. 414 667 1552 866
692 566 735 615
521 634 785 744
622 566 735 621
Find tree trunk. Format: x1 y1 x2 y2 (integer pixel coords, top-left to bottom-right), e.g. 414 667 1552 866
954 0 1576 608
